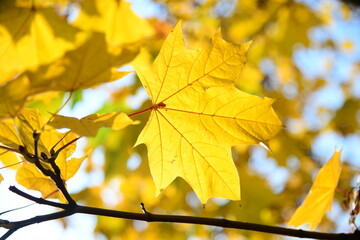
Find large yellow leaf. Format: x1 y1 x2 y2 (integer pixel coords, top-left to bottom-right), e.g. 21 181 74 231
0 0 85 83
135 22 283 203
26 32 138 93
288 150 342 230
73 0 154 44
0 75 29 121
49 112 139 137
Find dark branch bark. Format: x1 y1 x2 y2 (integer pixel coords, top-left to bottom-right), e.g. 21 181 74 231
0 209 76 240
31 132 76 206
1 186 358 240
8 186 68 209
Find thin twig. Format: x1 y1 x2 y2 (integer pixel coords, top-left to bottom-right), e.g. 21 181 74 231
42 92 73 131
9 186 67 209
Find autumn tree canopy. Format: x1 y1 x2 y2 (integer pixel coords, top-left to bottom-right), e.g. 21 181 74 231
0 0 360 239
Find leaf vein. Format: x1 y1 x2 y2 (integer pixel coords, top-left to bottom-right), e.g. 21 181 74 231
157 110 237 196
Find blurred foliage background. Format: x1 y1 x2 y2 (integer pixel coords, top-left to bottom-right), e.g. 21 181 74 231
1 0 360 239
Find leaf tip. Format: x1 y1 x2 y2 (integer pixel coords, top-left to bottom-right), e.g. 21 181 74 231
242 40 253 52
259 141 272 153
173 20 183 32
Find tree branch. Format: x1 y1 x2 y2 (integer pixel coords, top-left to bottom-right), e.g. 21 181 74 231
1 186 358 240
76 205 358 240
31 132 76 206
8 186 67 209
0 209 76 240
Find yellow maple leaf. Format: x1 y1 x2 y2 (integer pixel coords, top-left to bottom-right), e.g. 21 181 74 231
0 149 22 170
49 112 139 137
26 32 138 94
0 119 23 149
73 0 154 45
0 75 30 121
288 150 342 230
0 0 86 83
135 22 283 203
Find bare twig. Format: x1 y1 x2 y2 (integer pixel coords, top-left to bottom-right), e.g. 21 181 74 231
1 186 358 240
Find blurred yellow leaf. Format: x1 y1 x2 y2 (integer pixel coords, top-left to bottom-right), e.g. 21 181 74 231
73 0 154 44
0 119 23 149
0 0 85 83
135 22 283 203
288 150 342 230
341 40 354 54
26 32 138 93
236 64 264 93
58 153 88 180
341 4 351 20
331 99 360 135
0 149 22 170
0 75 29 121
49 112 139 137
16 162 61 199
272 3 322 56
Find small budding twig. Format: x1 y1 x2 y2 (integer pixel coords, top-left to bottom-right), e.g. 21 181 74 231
140 203 152 217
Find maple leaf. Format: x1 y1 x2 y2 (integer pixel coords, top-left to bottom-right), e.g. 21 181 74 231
48 112 139 137
26 32 138 94
0 148 22 170
288 150 342 230
0 119 23 149
73 0 154 45
135 22 283 203
0 75 29 121
0 0 86 83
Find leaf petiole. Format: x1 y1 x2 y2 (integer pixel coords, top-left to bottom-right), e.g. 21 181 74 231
128 105 154 117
